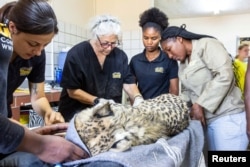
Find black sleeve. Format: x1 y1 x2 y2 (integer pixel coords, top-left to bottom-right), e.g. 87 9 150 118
0 115 25 154
129 57 135 75
129 57 137 83
122 52 136 84
27 50 46 83
169 59 179 79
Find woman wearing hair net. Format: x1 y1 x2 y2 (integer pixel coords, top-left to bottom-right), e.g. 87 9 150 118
58 14 143 122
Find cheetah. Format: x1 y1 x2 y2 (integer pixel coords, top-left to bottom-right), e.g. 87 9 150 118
74 93 190 156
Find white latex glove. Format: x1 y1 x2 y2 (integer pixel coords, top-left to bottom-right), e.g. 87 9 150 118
96 98 115 105
133 95 144 107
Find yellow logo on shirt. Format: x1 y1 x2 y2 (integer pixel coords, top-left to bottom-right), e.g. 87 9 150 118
155 67 164 73
20 67 32 76
112 72 121 78
0 23 11 38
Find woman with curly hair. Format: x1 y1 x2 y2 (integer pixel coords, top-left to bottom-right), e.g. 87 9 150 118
129 7 179 99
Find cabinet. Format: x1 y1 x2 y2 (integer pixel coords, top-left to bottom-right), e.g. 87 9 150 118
11 90 61 121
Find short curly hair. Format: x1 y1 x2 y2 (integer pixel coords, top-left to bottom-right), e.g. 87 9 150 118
139 7 168 32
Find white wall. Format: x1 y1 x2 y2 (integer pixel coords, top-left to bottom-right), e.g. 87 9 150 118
52 0 94 28
0 0 13 6
169 13 250 56
95 0 153 30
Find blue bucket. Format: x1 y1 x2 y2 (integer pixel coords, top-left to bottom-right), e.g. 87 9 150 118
55 68 62 84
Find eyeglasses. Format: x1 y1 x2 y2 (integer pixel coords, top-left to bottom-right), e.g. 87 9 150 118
96 35 120 49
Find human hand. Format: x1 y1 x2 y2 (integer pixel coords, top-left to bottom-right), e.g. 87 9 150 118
31 123 68 136
99 98 115 104
94 98 115 105
44 110 65 125
133 95 144 107
35 135 89 163
190 103 206 126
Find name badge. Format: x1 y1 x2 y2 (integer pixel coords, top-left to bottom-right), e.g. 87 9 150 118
112 72 121 78
155 67 164 73
20 67 32 76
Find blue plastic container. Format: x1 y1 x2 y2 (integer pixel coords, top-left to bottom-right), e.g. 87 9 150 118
55 68 62 84
58 51 67 70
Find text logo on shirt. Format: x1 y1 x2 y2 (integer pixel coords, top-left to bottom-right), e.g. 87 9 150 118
0 36 13 52
155 67 164 73
20 67 32 76
112 72 121 79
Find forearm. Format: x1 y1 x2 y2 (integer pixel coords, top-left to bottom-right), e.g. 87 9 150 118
29 82 54 117
169 78 179 95
0 116 25 154
31 97 54 117
31 96 65 125
16 127 44 154
67 88 96 105
123 83 141 101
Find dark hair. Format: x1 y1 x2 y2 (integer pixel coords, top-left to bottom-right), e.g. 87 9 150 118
139 7 168 33
8 0 58 35
161 24 214 42
0 1 16 24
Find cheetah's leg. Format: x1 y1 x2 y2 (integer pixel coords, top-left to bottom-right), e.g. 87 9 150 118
93 101 113 117
75 101 110 122
109 131 132 152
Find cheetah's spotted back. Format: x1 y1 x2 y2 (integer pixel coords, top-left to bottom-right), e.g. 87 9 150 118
74 93 190 156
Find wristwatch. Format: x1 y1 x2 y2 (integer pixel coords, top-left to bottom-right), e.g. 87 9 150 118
93 97 100 105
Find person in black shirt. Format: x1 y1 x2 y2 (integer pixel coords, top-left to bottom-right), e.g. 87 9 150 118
130 7 179 99
59 14 143 121
0 1 87 166
4 0 64 125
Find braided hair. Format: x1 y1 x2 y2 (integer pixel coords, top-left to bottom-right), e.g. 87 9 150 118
161 24 214 42
139 7 168 33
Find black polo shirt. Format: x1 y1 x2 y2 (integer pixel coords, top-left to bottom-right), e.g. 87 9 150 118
130 49 178 99
0 23 13 117
7 50 45 117
0 23 24 160
59 41 135 121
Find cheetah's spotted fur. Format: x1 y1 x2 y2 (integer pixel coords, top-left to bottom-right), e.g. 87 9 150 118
74 93 189 156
